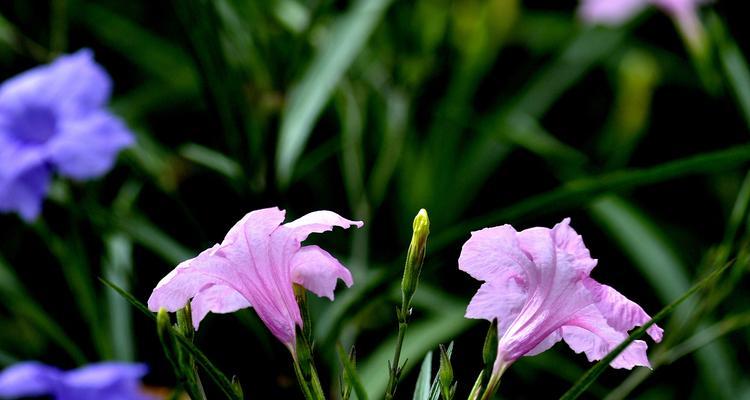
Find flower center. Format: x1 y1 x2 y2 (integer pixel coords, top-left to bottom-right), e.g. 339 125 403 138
10 105 58 144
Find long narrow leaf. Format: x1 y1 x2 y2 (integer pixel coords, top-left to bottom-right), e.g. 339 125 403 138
276 0 393 186
100 279 242 400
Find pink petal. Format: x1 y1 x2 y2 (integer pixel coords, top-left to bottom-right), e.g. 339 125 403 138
147 244 238 313
584 279 664 342
291 245 353 300
458 225 535 284
578 0 650 25
563 306 652 369
525 329 562 356
190 284 252 329
465 279 527 337
284 210 364 242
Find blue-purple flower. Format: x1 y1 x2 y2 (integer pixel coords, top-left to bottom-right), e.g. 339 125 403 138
0 362 155 400
0 49 134 221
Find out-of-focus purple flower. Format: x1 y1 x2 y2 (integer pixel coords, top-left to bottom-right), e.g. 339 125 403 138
147 207 363 352
460 218 663 379
0 49 134 221
579 0 708 49
0 361 155 400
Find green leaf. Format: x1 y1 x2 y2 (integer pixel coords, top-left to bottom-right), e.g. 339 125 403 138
559 261 733 400
413 351 432 400
276 0 393 187
337 344 369 400
103 234 135 361
433 144 750 252
0 255 86 364
100 279 242 400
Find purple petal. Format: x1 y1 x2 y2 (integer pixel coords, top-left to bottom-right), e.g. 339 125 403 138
0 165 51 221
48 111 134 180
0 49 111 116
0 362 58 397
62 363 147 389
291 245 353 300
563 306 652 369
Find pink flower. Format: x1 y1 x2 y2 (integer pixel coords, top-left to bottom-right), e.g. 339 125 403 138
147 207 362 352
459 218 663 377
579 0 708 49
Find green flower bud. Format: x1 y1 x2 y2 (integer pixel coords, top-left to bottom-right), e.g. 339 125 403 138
400 209 430 316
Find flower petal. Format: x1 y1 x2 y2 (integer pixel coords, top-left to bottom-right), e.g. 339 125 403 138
0 165 51 221
0 362 58 397
63 363 148 389
459 225 534 284
284 210 364 242
563 305 652 369
147 245 240 314
190 284 252 328
584 278 664 342
0 49 111 116
465 279 527 337
578 0 649 25
291 245 353 300
48 111 134 180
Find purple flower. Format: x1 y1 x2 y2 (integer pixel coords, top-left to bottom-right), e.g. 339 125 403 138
579 0 708 50
0 362 155 400
0 49 134 221
460 219 663 378
147 207 363 352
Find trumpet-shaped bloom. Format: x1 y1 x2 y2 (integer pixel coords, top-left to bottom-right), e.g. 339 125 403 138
579 0 707 47
460 218 663 374
0 362 154 400
0 49 134 221
147 207 363 350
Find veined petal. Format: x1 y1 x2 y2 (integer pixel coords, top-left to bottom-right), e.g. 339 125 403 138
465 279 527 337
563 305 652 369
190 284 252 329
284 210 364 242
584 278 664 342
459 225 535 285
291 245 353 300
147 245 241 313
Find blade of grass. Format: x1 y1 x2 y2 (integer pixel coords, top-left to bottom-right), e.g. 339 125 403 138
337 343 369 400
412 351 433 400
100 278 242 400
559 260 733 400
0 255 86 364
276 0 393 187
103 234 135 361
433 144 750 252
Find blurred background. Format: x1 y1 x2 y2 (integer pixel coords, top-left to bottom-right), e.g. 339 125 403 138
1 0 750 398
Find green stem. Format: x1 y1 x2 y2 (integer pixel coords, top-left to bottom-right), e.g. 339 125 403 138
293 356 317 400
384 302 409 400
479 362 508 400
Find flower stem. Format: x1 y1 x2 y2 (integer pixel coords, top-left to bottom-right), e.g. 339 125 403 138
479 362 509 400
384 312 408 400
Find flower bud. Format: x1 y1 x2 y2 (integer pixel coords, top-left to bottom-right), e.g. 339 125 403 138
438 344 455 400
400 209 430 315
